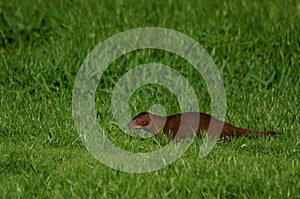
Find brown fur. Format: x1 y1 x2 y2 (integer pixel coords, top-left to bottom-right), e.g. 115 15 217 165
128 112 280 140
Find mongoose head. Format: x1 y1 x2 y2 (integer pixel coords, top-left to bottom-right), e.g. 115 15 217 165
127 112 151 129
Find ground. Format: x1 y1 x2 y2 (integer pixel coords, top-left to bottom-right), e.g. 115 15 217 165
0 0 299 198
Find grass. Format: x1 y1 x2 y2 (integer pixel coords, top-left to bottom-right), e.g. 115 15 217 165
0 0 300 198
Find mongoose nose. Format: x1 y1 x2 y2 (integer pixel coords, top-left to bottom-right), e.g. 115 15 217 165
127 120 137 128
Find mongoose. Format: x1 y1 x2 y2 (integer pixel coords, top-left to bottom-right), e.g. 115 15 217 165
128 112 279 140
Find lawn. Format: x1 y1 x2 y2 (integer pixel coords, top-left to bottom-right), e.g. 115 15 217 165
0 0 299 198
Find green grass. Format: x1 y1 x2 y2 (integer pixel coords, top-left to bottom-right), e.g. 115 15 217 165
1 0 300 198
